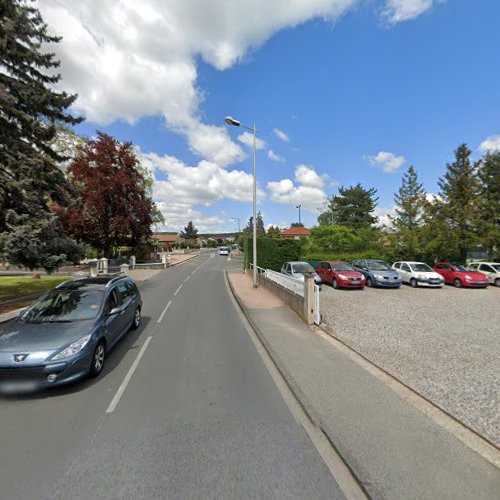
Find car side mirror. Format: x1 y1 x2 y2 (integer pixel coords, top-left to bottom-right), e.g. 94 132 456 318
107 306 121 316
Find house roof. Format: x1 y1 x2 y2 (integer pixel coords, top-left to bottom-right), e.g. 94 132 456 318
154 233 181 243
281 227 311 236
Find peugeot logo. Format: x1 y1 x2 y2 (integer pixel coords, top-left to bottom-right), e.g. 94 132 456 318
13 353 29 363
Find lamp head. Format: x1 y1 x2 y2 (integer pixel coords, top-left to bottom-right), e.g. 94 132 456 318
225 116 240 127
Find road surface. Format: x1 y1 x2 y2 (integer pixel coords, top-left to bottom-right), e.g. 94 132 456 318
0 253 345 499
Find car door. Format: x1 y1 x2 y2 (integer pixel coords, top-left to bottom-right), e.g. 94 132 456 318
116 280 135 329
479 264 494 283
400 263 411 283
435 264 450 283
103 288 125 346
323 262 333 283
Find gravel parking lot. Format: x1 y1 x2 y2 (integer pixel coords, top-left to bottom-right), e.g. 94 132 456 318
320 283 500 446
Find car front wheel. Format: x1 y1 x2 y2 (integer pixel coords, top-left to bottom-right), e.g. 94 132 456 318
495 278 500 287
454 278 463 288
366 277 373 287
90 341 105 377
131 307 141 330
410 278 417 288
332 278 339 289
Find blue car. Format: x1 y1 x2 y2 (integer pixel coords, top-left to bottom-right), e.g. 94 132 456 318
0 275 142 393
352 259 402 288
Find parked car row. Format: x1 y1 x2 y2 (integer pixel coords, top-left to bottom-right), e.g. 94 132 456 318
280 259 500 290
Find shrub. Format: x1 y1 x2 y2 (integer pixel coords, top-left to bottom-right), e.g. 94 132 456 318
243 238 303 271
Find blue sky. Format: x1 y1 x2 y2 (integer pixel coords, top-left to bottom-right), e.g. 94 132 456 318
41 0 500 232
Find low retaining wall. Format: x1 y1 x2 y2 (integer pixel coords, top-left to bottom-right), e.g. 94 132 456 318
257 273 306 320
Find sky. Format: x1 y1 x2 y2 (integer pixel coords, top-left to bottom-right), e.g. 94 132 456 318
38 0 500 233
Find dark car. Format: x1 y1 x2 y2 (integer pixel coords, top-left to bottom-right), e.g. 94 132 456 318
0 275 142 393
352 259 402 288
316 261 365 289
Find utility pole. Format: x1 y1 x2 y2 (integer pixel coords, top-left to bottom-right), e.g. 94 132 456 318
296 204 302 226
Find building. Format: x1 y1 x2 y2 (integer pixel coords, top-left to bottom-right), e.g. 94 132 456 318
153 233 183 251
281 227 311 239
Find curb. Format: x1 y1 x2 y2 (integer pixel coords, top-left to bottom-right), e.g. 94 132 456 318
224 270 371 498
0 307 25 324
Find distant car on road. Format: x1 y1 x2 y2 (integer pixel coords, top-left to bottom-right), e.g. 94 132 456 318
316 261 365 289
219 247 230 256
433 262 489 288
392 261 444 288
467 262 500 287
0 275 142 393
280 261 322 285
352 259 402 288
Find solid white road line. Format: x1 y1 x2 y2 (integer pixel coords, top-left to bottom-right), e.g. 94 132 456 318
174 284 183 296
157 300 172 323
184 276 191 283
106 336 152 414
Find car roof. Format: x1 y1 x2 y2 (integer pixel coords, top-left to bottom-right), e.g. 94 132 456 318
321 260 349 264
56 275 130 291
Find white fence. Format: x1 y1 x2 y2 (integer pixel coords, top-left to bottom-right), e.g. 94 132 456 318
263 269 305 297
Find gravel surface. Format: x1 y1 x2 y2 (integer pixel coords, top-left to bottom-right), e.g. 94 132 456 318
320 283 500 446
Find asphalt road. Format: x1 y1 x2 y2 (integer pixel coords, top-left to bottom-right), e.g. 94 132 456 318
0 253 344 499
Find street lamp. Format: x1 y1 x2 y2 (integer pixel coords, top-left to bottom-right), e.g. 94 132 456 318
296 204 302 226
225 115 258 288
230 217 241 234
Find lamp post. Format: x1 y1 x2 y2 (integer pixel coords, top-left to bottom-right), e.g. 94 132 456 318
296 204 302 226
225 116 258 288
230 217 241 234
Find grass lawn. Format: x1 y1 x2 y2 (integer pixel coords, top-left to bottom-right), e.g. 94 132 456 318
0 276 72 302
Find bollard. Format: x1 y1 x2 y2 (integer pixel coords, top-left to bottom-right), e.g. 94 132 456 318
89 260 98 277
130 255 136 270
120 263 129 275
303 274 314 325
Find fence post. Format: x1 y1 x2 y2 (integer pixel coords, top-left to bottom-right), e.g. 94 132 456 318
120 263 129 275
99 258 108 274
303 274 314 325
89 260 98 277
130 255 136 269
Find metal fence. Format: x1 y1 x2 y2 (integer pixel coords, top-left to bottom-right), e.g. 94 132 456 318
263 269 305 297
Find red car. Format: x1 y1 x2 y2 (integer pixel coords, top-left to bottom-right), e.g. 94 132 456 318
433 262 489 288
316 261 365 289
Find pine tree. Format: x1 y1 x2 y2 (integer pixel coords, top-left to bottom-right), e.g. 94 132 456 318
256 211 266 237
0 0 83 267
437 144 481 262
389 166 426 259
318 183 379 229
181 221 198 239
267 225 282 238
477 152 500 257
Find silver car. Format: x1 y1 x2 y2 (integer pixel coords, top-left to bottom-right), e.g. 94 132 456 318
0 275 142 393
280 261 322 285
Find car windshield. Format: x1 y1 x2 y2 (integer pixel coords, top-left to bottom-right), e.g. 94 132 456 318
453 265 468 272
19 290 104 323
332 263 353 271
491 264 500 272
291 263 312 274
411 263 433 272
367 261 390 271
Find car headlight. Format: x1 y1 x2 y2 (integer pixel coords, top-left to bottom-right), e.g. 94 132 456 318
338 274 348 279
374 274 384 280
464 275 472 280
52 334 92 360
418 274 428 280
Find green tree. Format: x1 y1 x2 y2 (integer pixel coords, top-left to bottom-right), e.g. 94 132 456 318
291 222 304 227
0 0 83 270
389 165 427 259
181 221 198 239
437 144 481 262
477 152 500 257
267 225 282 238
304 225 362 254
318 183 379 229
256 211 266 237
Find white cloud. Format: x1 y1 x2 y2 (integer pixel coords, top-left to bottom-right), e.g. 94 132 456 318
294 164 325 188
478 135 500 154
367 151 406 173
273 128 290 142
382 0 442 24
238 131 266 150
374 206 396 227
268 150 285 162
38 1 366 167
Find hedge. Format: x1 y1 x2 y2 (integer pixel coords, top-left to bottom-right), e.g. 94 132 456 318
243 238 303 271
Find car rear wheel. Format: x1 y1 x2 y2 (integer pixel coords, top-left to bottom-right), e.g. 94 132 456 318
90 341 105 378
495 278 500 287
131 307 141 330
454 278 463 288
332 278 339 289
366 277 373 287
410 278 418 288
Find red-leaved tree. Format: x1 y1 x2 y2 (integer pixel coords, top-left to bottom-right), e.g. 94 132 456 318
59 132 154 256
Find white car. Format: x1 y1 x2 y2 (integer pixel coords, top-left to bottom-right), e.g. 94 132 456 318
392 261 444 288
280 261 322 285
468 262 500 287
219 247 229 256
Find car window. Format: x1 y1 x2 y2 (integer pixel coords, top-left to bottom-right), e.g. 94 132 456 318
412 263 433 272
117 281 132 301
393 262 400 269
332 263 353 271
105 289 120 314
401 263 411 272
479 264 493 273
126 281 138 297
367 261 390 271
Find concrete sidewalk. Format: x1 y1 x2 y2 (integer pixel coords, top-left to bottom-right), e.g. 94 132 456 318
227 270 500 500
